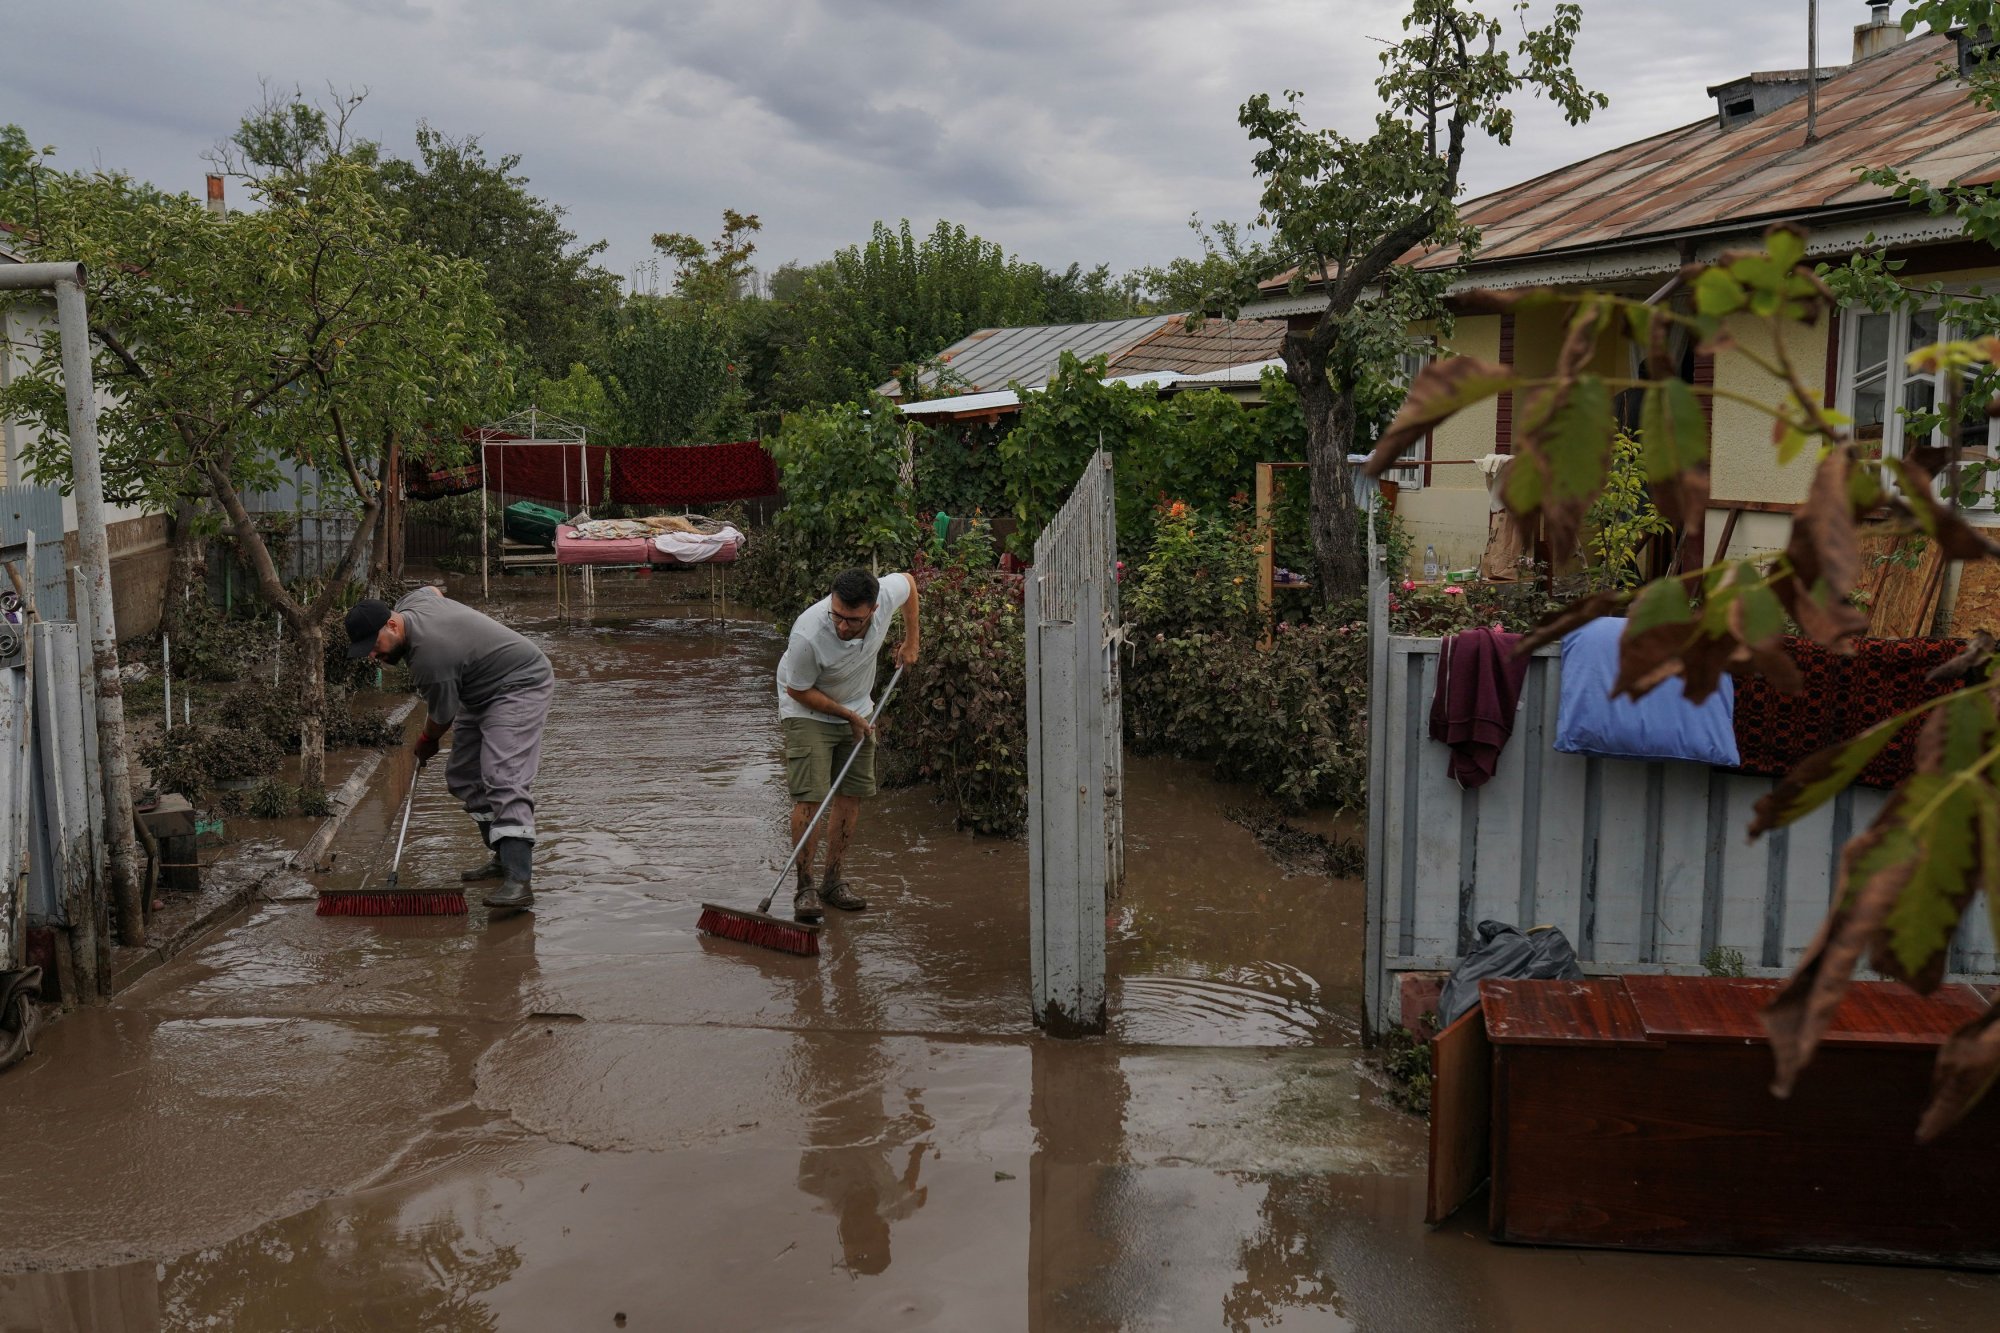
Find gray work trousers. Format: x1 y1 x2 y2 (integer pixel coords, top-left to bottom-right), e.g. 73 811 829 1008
444 673 554 843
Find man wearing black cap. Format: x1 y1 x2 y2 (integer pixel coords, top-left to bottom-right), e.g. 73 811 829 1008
344 588 553 914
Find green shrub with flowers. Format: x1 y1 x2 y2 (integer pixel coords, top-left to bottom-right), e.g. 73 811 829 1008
1123 497 1369 810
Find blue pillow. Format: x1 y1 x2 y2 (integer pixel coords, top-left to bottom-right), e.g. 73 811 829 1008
1554 617 1739 766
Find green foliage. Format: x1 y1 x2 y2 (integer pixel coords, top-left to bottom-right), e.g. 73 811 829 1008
1125 499 1263 637
599 299 749 445
739 396 919 615
1124 501 1369 810
773 220 1137 411
913 422 1009 524
1378 1026 1434 1116
888 552 1028 834
653 208 762 307
997 354 1307 555
527 363 612 431
1702 947 1748 979
377 123 620 383
1583 433 1673 588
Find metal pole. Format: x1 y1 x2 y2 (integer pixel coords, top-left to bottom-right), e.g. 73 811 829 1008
1805 0 1820 145
480 441 489 600
31 267 145 949
162 634 172 732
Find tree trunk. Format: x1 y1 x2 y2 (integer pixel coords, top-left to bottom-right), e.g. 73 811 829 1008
296 618 328 792
1295 364 1370 603
156 497 206 642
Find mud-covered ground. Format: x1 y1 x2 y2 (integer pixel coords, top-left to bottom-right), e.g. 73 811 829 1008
2 576 1996 1331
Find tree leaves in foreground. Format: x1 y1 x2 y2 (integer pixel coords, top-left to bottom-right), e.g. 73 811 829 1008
1365 222 2000 1140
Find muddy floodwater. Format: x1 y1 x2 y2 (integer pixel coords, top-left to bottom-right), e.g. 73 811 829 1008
2 576 1997 1331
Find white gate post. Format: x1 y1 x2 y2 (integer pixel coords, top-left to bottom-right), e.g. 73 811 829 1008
1028 451 1118 1035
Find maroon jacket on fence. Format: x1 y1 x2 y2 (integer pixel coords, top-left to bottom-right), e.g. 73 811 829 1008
1428 627 1532 789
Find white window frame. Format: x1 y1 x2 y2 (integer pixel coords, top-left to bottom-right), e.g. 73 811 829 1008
1836 301 2000 514
1387 346 1432 491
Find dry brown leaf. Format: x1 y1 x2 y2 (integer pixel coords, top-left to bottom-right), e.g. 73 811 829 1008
1365 357 1515 478
1773 448 1868 651
1918 1003 2000 1143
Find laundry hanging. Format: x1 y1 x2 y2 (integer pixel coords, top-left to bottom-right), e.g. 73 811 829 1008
1429 626 1532 788
1553 617 1739 766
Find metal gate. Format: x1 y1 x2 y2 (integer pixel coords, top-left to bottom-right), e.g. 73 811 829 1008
1025 451 1123 1035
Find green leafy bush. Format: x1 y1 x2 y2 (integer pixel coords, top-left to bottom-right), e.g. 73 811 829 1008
887 535 1028 834
139 724 284 803
740 394 919 615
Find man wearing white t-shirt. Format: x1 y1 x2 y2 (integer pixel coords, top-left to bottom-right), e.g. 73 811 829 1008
775 568 921 923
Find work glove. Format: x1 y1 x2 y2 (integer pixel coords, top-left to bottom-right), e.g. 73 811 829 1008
414 733 440 765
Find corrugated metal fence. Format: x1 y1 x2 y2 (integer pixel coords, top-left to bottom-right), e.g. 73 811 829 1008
0 485 71 621
1363 607 2000 1035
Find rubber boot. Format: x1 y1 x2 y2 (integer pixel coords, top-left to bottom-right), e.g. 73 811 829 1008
818 865 868 912
462 822 504 883
792 870 824 924
486 837 534 914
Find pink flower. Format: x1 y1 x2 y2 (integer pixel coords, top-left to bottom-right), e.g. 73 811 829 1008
1442 585 1463 596
1401 579 1416 591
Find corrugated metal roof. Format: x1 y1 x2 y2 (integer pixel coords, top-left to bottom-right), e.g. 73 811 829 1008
880 314 1172 396
1440 34 1998 268
1107 315 1288 375
1259 33 1997 290
896 357 1282 420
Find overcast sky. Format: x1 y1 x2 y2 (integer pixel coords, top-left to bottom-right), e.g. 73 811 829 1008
5 2 1830 290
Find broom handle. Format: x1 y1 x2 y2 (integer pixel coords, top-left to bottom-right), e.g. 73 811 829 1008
760 665 904 913
389 761 421 880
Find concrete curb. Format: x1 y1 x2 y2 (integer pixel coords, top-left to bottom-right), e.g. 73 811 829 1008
108 697 421 996
292 697 421 871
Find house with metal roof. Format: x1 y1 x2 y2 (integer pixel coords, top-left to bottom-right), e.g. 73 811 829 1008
1251 10 2000 579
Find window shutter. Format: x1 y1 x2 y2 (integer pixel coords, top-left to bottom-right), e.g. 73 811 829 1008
1496 313 1516 454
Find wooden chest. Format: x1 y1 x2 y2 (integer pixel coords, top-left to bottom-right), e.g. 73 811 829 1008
1428 975 2000 1267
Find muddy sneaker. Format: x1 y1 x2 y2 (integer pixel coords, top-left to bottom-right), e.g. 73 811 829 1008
817 870 868 912
792 880 824 923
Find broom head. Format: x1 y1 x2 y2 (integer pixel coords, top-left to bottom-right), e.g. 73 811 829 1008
697 902 820 957
317 889 468 917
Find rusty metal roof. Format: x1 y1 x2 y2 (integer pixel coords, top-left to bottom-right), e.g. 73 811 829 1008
1431 34 1998 270
1107 315 1287 375
1257 34 1997 292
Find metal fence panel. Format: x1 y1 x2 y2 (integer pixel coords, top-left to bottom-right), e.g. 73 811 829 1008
0 666 26 967
1364 624 1998 1035
0 484 71 620
1027 451 1121 1034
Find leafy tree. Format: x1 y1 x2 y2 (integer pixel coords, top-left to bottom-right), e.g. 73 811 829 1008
1135 219 1269 314
531 362 612 432
598 298 748 444
1228 0 1604 601
776 220 1052 408
653 208 762 307
377 123 619 384
1028 261 1144 324
0 110 507 790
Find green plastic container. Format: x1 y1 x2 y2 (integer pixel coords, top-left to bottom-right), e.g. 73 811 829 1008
504 500 566 547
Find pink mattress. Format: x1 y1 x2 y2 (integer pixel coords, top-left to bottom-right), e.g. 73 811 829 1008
555 526 651 566
555 526 742 566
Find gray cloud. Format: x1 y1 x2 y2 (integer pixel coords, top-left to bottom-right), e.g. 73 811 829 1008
0 2 1853 287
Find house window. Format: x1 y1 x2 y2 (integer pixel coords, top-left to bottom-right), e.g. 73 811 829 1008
1839 304 1998 507
1387 347 1432 491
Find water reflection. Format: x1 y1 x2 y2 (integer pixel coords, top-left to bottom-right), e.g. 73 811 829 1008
790 929 936 1276
0 1264 159 1333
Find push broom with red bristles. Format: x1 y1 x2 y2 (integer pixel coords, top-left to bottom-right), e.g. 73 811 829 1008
316 761 467 917
698 666 904 957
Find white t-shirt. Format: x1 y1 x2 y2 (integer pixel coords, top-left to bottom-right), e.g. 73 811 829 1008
776 572 913 724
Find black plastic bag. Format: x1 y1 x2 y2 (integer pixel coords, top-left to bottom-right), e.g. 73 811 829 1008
1435 921 1583 1029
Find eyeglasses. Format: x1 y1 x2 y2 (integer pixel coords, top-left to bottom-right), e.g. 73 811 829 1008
827 607 873 631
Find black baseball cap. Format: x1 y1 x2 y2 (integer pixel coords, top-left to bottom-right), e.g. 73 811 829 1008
344 598 393 659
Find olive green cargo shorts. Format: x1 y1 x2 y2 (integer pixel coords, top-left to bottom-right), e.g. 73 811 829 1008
782 717 877 805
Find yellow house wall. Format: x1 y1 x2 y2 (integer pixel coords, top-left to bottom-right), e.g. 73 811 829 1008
1709 311 1826 511
1390 313 1501 574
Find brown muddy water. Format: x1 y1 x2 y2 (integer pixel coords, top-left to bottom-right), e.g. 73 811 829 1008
1 575 1997 1331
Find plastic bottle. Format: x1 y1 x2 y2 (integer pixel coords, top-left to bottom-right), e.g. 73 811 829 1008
1423 544 1438 580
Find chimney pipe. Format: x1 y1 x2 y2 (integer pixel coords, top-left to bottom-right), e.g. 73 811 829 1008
204 173 226 218
1855 1 1904 62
